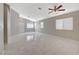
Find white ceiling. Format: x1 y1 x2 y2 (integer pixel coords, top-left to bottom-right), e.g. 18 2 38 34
9 3 79 22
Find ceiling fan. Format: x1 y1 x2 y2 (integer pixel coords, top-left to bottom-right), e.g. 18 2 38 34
48 5 65 14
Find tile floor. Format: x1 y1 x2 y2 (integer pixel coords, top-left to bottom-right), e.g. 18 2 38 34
1 32 79 55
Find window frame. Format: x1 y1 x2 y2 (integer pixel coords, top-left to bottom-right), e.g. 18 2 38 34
56 17 73 31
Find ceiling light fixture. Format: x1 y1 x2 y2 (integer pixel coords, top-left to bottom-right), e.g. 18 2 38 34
38 7 42 10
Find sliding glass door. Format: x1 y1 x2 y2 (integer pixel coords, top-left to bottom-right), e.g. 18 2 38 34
0 3 3 54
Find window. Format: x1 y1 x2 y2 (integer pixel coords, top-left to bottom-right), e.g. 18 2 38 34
56 17 73 30
56 20 63 29
63 18 73 30
27 23 34 28
40 22 44 28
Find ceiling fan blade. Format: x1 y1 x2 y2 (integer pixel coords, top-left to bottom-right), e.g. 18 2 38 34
56 5 63 9
48 8 53 10
54 5 56 9
54 5 56 11
58 9 65 11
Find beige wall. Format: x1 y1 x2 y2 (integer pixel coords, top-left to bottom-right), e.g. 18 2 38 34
9 9 19 36
9 8 35 36
37 11 79 40
18 17 25 33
